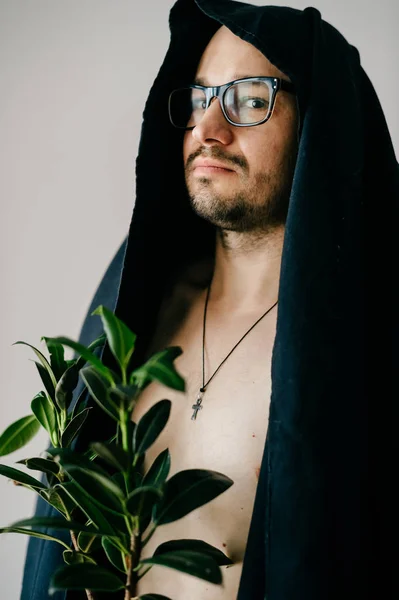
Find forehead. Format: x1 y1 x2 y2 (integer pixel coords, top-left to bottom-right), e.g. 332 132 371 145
194 25 289 85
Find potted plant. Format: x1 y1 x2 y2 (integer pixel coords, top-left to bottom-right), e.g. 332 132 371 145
0 305 234 599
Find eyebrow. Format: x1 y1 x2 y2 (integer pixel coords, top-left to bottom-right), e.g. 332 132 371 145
193 74 262 86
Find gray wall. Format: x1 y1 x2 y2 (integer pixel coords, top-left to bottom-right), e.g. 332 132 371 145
0 0 397 597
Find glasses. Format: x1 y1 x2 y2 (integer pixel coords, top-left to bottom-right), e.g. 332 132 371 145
168 76 296 130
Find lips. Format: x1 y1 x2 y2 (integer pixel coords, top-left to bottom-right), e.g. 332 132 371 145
193 159 234 171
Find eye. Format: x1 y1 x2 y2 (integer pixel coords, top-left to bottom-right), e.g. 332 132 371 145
192 99 206 111
241 97 268 109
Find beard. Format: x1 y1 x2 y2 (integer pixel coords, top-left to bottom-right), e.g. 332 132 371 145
184 146 297 233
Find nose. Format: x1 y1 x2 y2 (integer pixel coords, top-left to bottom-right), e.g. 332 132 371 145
191 96 234 146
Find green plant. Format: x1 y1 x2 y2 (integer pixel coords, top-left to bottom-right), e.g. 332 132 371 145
0 305 234 599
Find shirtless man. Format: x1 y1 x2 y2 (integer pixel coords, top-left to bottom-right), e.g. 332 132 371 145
132 24 299 599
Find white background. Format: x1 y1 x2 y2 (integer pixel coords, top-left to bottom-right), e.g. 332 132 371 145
0 0 397 597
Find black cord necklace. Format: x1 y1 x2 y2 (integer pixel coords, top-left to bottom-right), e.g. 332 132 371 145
191 282 278 420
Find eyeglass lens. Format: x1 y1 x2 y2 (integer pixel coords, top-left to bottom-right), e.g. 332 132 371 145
170 80 272 128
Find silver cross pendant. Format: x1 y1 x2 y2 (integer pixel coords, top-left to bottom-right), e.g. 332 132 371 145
191 390 204 421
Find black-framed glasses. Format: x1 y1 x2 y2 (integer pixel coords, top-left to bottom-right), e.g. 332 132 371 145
168 76 296 130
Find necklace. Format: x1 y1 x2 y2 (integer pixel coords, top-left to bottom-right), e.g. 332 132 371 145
191 283 278 420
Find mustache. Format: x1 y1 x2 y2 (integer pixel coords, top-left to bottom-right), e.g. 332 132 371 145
186 148 247 171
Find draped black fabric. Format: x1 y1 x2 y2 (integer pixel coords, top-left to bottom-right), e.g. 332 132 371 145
21 1 397 598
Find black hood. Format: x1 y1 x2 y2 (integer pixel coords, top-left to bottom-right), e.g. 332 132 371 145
113 4 397 596
22 2 397 599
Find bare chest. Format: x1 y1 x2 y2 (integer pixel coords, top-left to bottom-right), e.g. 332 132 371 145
132 300 277 599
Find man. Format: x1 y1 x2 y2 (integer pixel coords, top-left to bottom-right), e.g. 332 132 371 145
22 1 397 599
130 22 299 600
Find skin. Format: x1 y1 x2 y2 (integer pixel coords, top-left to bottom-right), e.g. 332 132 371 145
183 24 299 314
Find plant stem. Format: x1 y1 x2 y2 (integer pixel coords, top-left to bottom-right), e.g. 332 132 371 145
120 412 129 452
69 531 97 600
125 522 142 600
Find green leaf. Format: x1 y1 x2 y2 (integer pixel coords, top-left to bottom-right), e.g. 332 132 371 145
92 305 137 373
46 447 110 476
59 482 116 536
140 550 222 584
153 539 233 565
13 341 58 388
133 400 171 457
153 469 233 525
61 408 91 447
17 457 60 476
70 386 89 421
133 466 144 490
126 486 163 521
110 467 139 503
62 464 125 516
83 432 117 461
0 415 41 457
131 346 185 392
39 487 76 517
31 392 58 445
11 516 114 537
77 530 102 553
143 448 171 488
0 464 46 488
80 366 119 420
90 442 128 471
109 383 139 411
49 564 125 594
43 336 114 384
111 471 126 488
48 453 127 529
63 549 97 565
74 333 107 371
101 537 127 573
42 339 68 381
34 361 56 401
0 526 70 549
55 364 79 410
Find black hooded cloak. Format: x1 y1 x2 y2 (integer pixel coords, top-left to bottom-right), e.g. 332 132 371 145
21 1 397 599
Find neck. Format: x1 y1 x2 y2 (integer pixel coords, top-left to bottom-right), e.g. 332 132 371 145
209 225 285 313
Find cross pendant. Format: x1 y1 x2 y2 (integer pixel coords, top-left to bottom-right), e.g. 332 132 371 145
191 390 204 421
